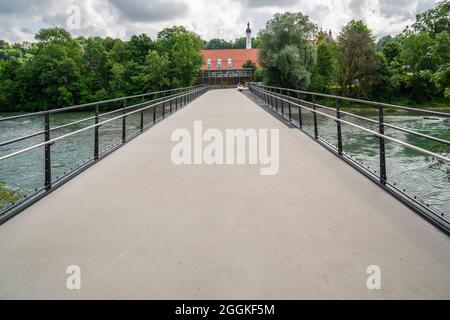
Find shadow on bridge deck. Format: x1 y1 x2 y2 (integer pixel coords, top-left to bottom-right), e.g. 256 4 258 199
0 89 449 299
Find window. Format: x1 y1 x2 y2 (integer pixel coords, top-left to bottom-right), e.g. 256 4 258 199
217 59 222 69
207 59 211 69
227 58 232 68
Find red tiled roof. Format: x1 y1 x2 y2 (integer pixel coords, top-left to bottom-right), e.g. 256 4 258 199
201 49 260 70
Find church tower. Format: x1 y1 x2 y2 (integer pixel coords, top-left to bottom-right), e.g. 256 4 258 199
246 22 252 49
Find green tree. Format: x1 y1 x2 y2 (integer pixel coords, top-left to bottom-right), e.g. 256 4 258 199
109 39 127 64
376 35 392 52
205 38 233 49
337 20 379 98
428 31 450 97
132 50 170 92
0 60 22 110
382 40 401 64
258 12 318 89
242 60 256 69
410 1 450 37
127 34 154 64
310 31 338 92
156 26 203 87
81 37 111 102
400 32 436 100
15 28 83 110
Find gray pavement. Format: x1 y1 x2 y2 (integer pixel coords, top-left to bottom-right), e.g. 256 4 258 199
0 89 449 299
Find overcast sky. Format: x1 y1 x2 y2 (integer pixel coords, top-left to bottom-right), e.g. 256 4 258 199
0 0 440 43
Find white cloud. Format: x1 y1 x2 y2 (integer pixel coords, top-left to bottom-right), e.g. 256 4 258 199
0 0 440 43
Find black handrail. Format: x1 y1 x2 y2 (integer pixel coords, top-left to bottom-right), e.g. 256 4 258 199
255 83 450 117
0 85 209 224
248 83 450 234
0 89 193 147
0 85 205 123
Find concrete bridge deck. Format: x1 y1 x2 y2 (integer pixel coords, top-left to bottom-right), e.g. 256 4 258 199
0 89 449 299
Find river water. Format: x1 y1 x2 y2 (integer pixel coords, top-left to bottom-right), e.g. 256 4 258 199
0 109 449 221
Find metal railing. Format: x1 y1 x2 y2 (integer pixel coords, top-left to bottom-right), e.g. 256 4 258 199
249 83 450 234
0 85 209 223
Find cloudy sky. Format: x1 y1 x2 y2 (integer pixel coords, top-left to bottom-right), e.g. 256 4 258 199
0 0 439 43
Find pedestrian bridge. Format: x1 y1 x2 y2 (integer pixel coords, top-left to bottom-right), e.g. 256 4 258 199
0 87 449 299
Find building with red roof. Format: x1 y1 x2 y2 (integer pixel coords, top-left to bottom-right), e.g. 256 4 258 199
200 49 260 71
198 23 260 85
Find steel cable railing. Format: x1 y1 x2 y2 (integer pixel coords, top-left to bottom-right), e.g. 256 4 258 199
0 85 209 223
249 83 450 234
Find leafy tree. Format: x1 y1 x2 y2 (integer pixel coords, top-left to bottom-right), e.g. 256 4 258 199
204 37 261 49
428 31 450 97
0 40 9 50
242 60 256 69
409 1 450 37
127 34 154 64
205 38 233 49
310 31 338 92
252 37 262 49
81 37 111 102
382 40 401 64
109 39 127 64
400 32 436 100
156 26 203 87
0 40 26 62
132 50 170 92
376 35 392 52
0 60 22 110
258 12 318 89
109 62 128 97
14 28 83 110
337 20 379 98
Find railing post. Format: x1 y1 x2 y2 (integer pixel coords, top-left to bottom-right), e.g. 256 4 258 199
275 89 279 113
271 88 274 109
336 99 343 156
312 95 318 140
175 93 178 111
288 90 292 122
94 104 99 160
297 92 303 129
140 96 144 132
122 98 127 143
281 89 285 117
44 112 52 191
153 94 157 123
378 105 387 185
